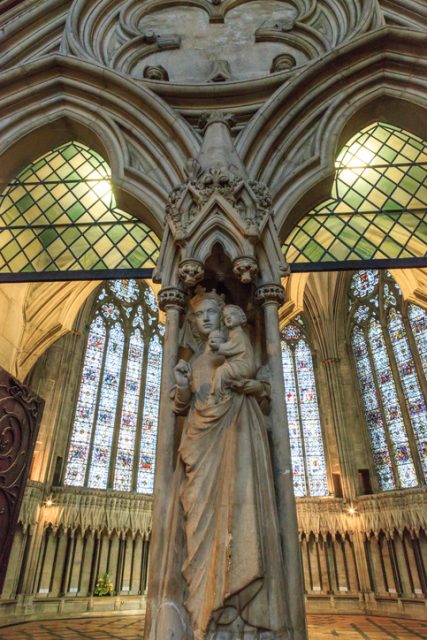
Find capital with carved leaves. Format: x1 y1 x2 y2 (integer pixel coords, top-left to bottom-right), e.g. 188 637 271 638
254 283 285 307
158 287 187 312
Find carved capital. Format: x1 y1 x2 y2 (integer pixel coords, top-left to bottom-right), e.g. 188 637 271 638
255 283 285 306
158 287 187 312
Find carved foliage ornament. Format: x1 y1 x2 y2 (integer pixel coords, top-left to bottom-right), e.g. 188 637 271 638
165 163 273 243
0 370 44 592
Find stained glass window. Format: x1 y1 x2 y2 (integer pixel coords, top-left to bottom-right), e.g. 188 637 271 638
0 142 160 275
281 320 328 497
350 270 427 490
283 123 427 265
64 279 163 494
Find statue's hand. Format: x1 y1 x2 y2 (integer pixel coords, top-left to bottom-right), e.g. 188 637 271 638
174 359 191 388
232 379 263 396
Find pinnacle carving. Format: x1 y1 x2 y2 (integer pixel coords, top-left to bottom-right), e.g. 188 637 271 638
156 111 288 288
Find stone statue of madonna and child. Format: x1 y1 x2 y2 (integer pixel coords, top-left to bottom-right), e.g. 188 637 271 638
157 287 288 640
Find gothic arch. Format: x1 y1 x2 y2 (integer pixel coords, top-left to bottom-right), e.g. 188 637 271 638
0 54 200 235
237 27 427 236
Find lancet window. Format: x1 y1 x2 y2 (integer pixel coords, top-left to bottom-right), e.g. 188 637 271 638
350 270 427 491
64 279 163 494
281 319 328 497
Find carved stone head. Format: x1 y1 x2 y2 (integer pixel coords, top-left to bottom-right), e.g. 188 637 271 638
178 259 205 287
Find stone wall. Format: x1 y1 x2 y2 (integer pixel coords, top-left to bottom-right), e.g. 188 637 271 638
0 485 425 624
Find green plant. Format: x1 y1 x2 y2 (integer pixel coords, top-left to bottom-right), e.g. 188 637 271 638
94 572 114 596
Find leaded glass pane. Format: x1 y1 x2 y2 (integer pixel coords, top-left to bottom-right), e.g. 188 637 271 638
368 319 418 488
64 315 106 486
351 328 395 490
137 333 162 493
109 279 140 303
388 310 427 480
281 341 307 497
294 340 328 496
409 304 427 377
0 142 160 274
283 123 427 264
113 328 145 491
87 321 125 489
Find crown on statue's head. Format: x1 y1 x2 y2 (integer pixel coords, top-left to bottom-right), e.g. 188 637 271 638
189 286 225 311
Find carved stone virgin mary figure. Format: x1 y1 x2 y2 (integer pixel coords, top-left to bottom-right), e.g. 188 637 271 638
157 289 287 640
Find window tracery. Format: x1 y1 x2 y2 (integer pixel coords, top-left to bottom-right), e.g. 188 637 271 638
281 319 328 497
350 270 427 490
64 279 163 494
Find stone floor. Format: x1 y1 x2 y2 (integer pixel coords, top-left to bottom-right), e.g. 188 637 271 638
0 615 426 639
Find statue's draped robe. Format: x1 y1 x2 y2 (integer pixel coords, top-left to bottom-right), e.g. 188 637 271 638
164 348 287 640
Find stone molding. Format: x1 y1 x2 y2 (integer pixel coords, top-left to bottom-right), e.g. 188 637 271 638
255 284 285 306
157 287 187 311
296 488 427 538
19 483 153 537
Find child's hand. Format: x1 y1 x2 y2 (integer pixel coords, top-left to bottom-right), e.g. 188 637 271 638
208 336 221 351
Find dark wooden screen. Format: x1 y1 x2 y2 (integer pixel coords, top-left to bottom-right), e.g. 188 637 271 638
0 368 44 592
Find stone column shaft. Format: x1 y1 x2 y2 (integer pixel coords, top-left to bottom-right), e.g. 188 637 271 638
256 284 307 640
145 288 185 639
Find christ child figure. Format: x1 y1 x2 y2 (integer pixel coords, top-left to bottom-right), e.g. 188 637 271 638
208 304 256 401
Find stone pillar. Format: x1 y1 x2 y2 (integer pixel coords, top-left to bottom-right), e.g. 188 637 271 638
37 527 56 595
369 534 387 596
255 283 307 640
68 533 84 595
79 531 95 596
352 531 372 595
131 535 143 595
308 535 321 593
380 534 397 595
334 535 348 593
320 358 357 497
121 533 134 595
393 532 413 596
50 529 68 597
145 286 186 636
318 534 331 594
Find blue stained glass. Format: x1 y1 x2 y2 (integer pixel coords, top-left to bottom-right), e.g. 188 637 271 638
351 327 395 490
113 328 145 491
110 279 139 303
409 304 427 377
64 315 106 486
368 319 418 488
351 270 379 298
281 331 328 497
87 322 125 489
137 333 163 494
294 340 328 497
388 310 427 480
281 341 307 497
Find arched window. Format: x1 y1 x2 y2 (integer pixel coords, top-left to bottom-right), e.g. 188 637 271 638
0 141 159 275
283 122 427 266
350 270 427 491
281 319 328 497
64 279 163 494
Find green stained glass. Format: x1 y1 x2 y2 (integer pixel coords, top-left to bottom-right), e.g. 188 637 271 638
0 141 160 274
283 123 427 264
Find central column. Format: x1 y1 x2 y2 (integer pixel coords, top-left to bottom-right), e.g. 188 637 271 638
145 112 307 640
